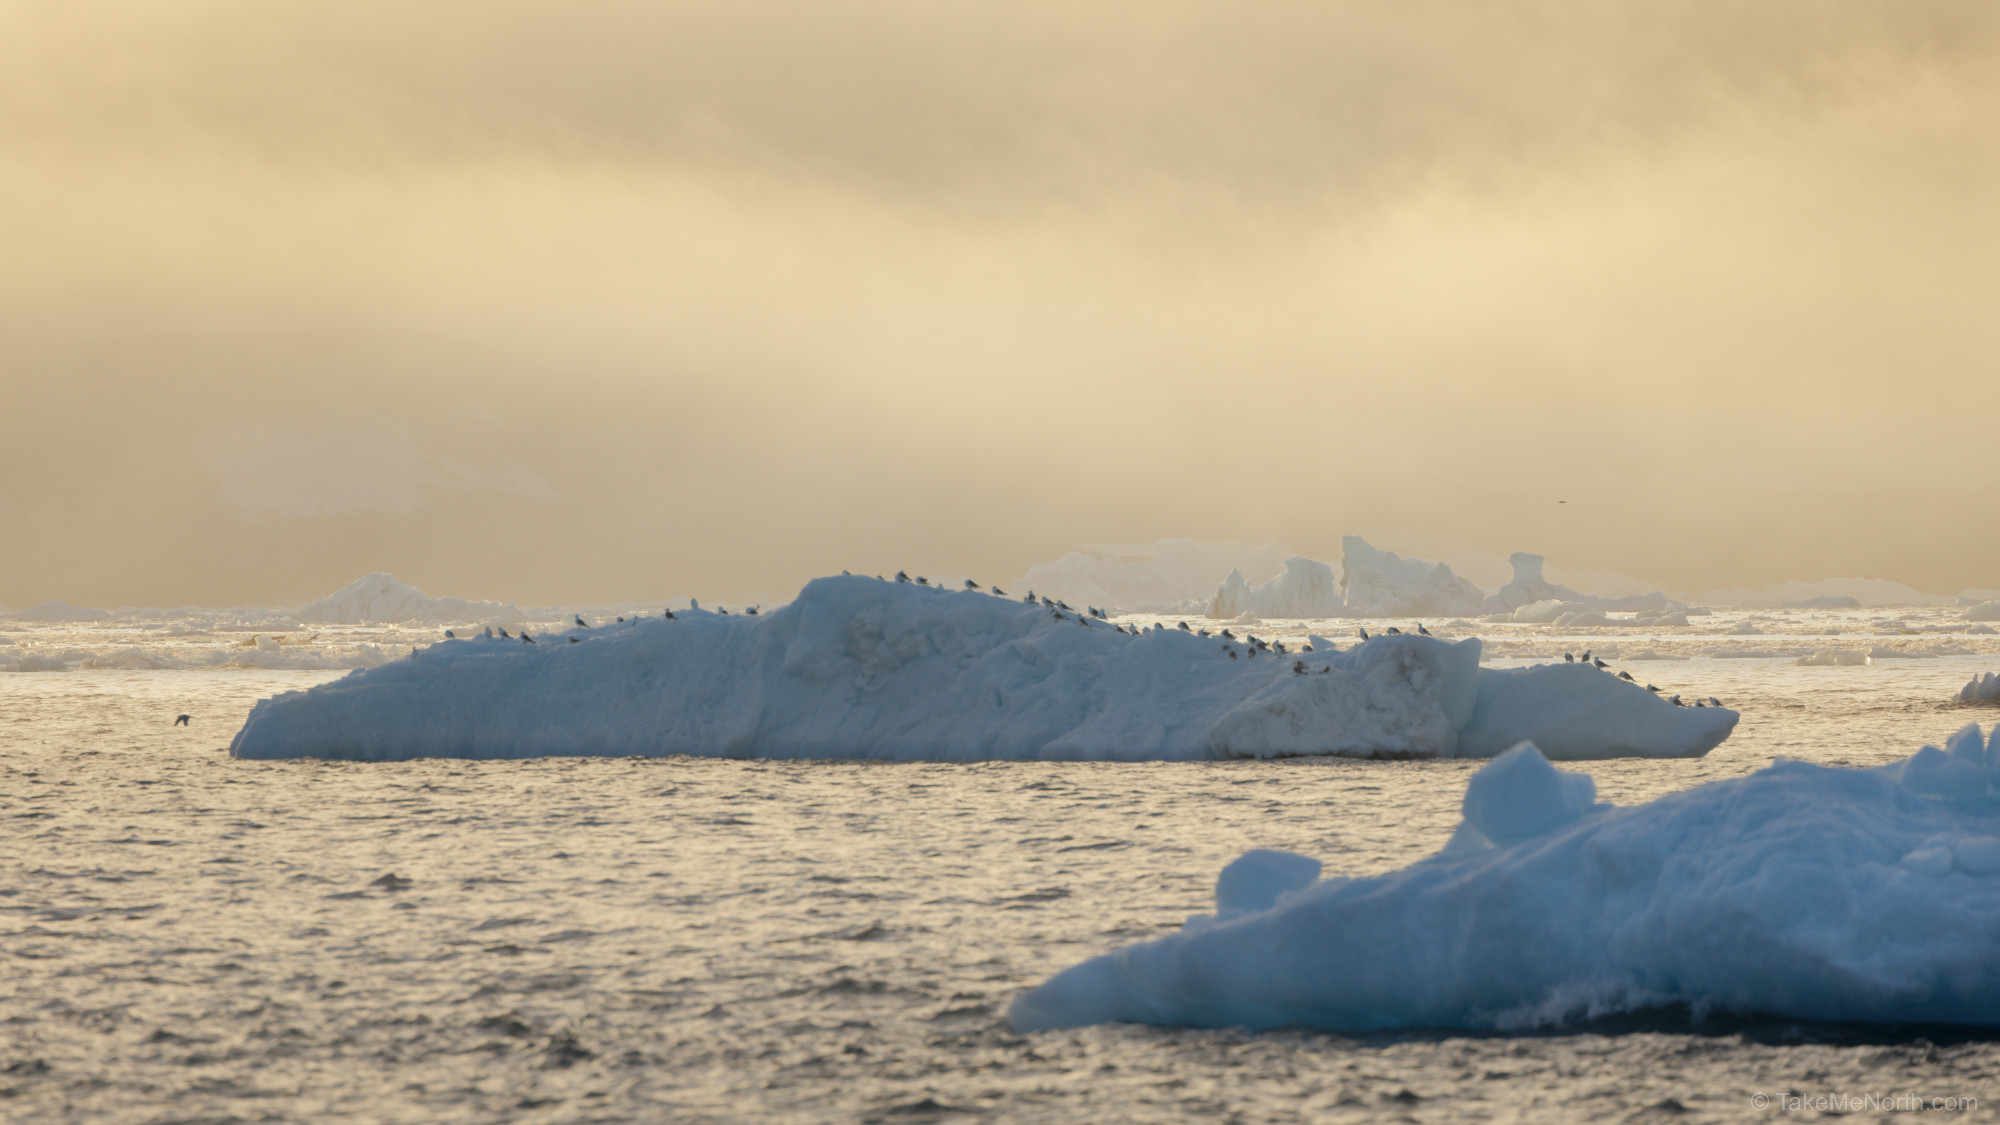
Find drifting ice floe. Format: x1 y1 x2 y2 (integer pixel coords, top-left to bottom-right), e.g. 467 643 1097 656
1964 602 2000 623
292 572 522 625
1205 557 1343 619
229 575 1736 761
1963 673 2000 705
1009 732 2000 1033
1337 537 1484 618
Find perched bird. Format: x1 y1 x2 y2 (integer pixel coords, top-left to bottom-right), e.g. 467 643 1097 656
842 569 851 575
1357 627 1370 640
1668 694 1683 706
1645 684 1660 693
1319 666 1331 674
499 627 512 638
445 630 456 639
1023 592 1036 603
1228 649 1239 659
1695 699 1707 707
691 598 701 610
1246 646 1258 658
1618 671 1635 682
174 714 190 726
1417 623 1431 636
992 586 1007 596
965 578 979 589
1078 616 1091 628
1593 658 1609 670
569 637 580 644
523 634 536 644
1057 600 1073 611
1385 627 1402 635
663 610 676 621
483 627 494 639
617 616 625 623
1273 641 1287 654
1178 621 1191 631
1041 596 1054 608
576 614 589 628
1293 661 1306 675
896 571 910 583
719 607 730 615
917 576 929 585
1708 696 1722 707
1197 628 1210 637
1221 629 1235 639
1580 650 1592 663
1565 653 1575 662
747 606 760 616
1301 643 1313 652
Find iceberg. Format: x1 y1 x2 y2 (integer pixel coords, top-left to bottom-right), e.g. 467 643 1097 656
1012 539 1286 612
292 572 522 625
1204 557 1344 619
1009 732 2000 1033
228 575 1736 762
1483 553 1676 616
1964 602 2000 623
1337 536 1485 618
6 599 112 622
1963 673 2000 705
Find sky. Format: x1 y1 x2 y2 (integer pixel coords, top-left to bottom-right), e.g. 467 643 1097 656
2 1 1997 608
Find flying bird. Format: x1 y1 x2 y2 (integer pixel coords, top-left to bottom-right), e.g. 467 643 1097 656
173 714 190 726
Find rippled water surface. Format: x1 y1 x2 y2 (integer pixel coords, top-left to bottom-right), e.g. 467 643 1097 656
4 624 2000 1122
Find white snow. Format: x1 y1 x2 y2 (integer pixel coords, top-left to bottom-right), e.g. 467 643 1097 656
1205 557 1343 619
1797 648 1871 666
228 575 1736 762
1337 536 1485 618
292 572 522 625
1008 732 2000 1033
7 600 112 622
1012 539 1285 612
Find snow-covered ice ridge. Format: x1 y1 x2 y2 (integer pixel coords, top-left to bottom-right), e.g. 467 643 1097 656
1010 730 2000 1033
228 575 1737 762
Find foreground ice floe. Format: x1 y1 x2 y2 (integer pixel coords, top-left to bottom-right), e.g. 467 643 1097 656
229 575 1737 761
1009 733 2000 1033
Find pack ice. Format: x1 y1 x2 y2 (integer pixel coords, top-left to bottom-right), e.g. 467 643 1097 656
1009 731 2000 1033
228 576 1736 762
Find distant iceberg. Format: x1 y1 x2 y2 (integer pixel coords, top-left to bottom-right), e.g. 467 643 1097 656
1010 732 2000 1033
292 572 521 625
229 575 1735 762
1012 539 1286 612
1337 536 1485 618
6 599 112 622
1481 553 1676 616
1205 557 1343 619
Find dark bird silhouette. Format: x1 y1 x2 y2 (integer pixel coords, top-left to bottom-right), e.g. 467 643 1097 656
1293 661 1306 674
1302 643 1313 652
523 634 536 644
1023 592 1036 603
719 606 730 614
1668 694 1682 706
1708 696 1722 707
1197 628 1210 637
1645 684 1660 693
1057 600 1073 611
445 630 456 639
1221 629 1235 639
1178 621 1191 631
992 586 1006 596
1227 648 1238 659
1695 699 1707 707
1385 627 1401 635
1565 653 1575 662
1041 596 1054 608
842 569 851 575
747 606 759 615
965 578 979 590
1357 627 1370 640
1579 650 1591 663
917 576 929 585
174 714 190 726
1417 623 1431 636
575 615 589 628
1593 658 1608 670
663 610 676 621
1273 641 1287 654
569 637 580 644
499 627 511 638
1619 671 1635 682
896 571 910 583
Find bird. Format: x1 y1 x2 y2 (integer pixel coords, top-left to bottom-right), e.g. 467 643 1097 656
992 586 1007 596
1197 628 1210 637
1228 649 1238 659
445 630 456 639
1707 696 1722 707
895 571 910 583
616 616 625 623
1301 643 1313 652
1293 661 1306 675
690 598 701 610
1645 684 1660 693
1246 646 1258 658
1565 653 1575 662
173 714 190 726
917 576 929 585
1695 699 1707 707
1357 627 1370 640
1273 641 1287 654
569 637 580 644
965 578 979 590
1041 596 1054 608
1580 650 1592 663
499 627 512 638
1319 665 1331 674
1178 621 1191 631
1221 629 1235 639
1593 658 1609 670
1023 592 1036 603
575 614 589 628
1417 623 1431 636
719 606 730 614
663 610 676 621
842 569 851 575
1385 627 1401 635
1618 671 1635 682
1078 616 1091 628
1668 694 1682 706
747 606 759 616
523 634 536 644
483 627 494 639
1057 600 1073 611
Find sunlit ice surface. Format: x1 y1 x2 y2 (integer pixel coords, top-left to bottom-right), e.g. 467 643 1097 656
2 607 1998 1121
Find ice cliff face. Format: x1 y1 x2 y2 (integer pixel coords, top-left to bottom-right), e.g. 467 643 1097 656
1337 536 1486 618
1205 557 1344 620
230 575 1734 762
1010 732 2000 1033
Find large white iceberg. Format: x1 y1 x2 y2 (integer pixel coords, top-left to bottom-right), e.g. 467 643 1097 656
229 575 1735 762
292 572 522 624
1337 536 1485 618
1205 557 1344 619
1012 539 1286 612
1009 732 2000 1033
